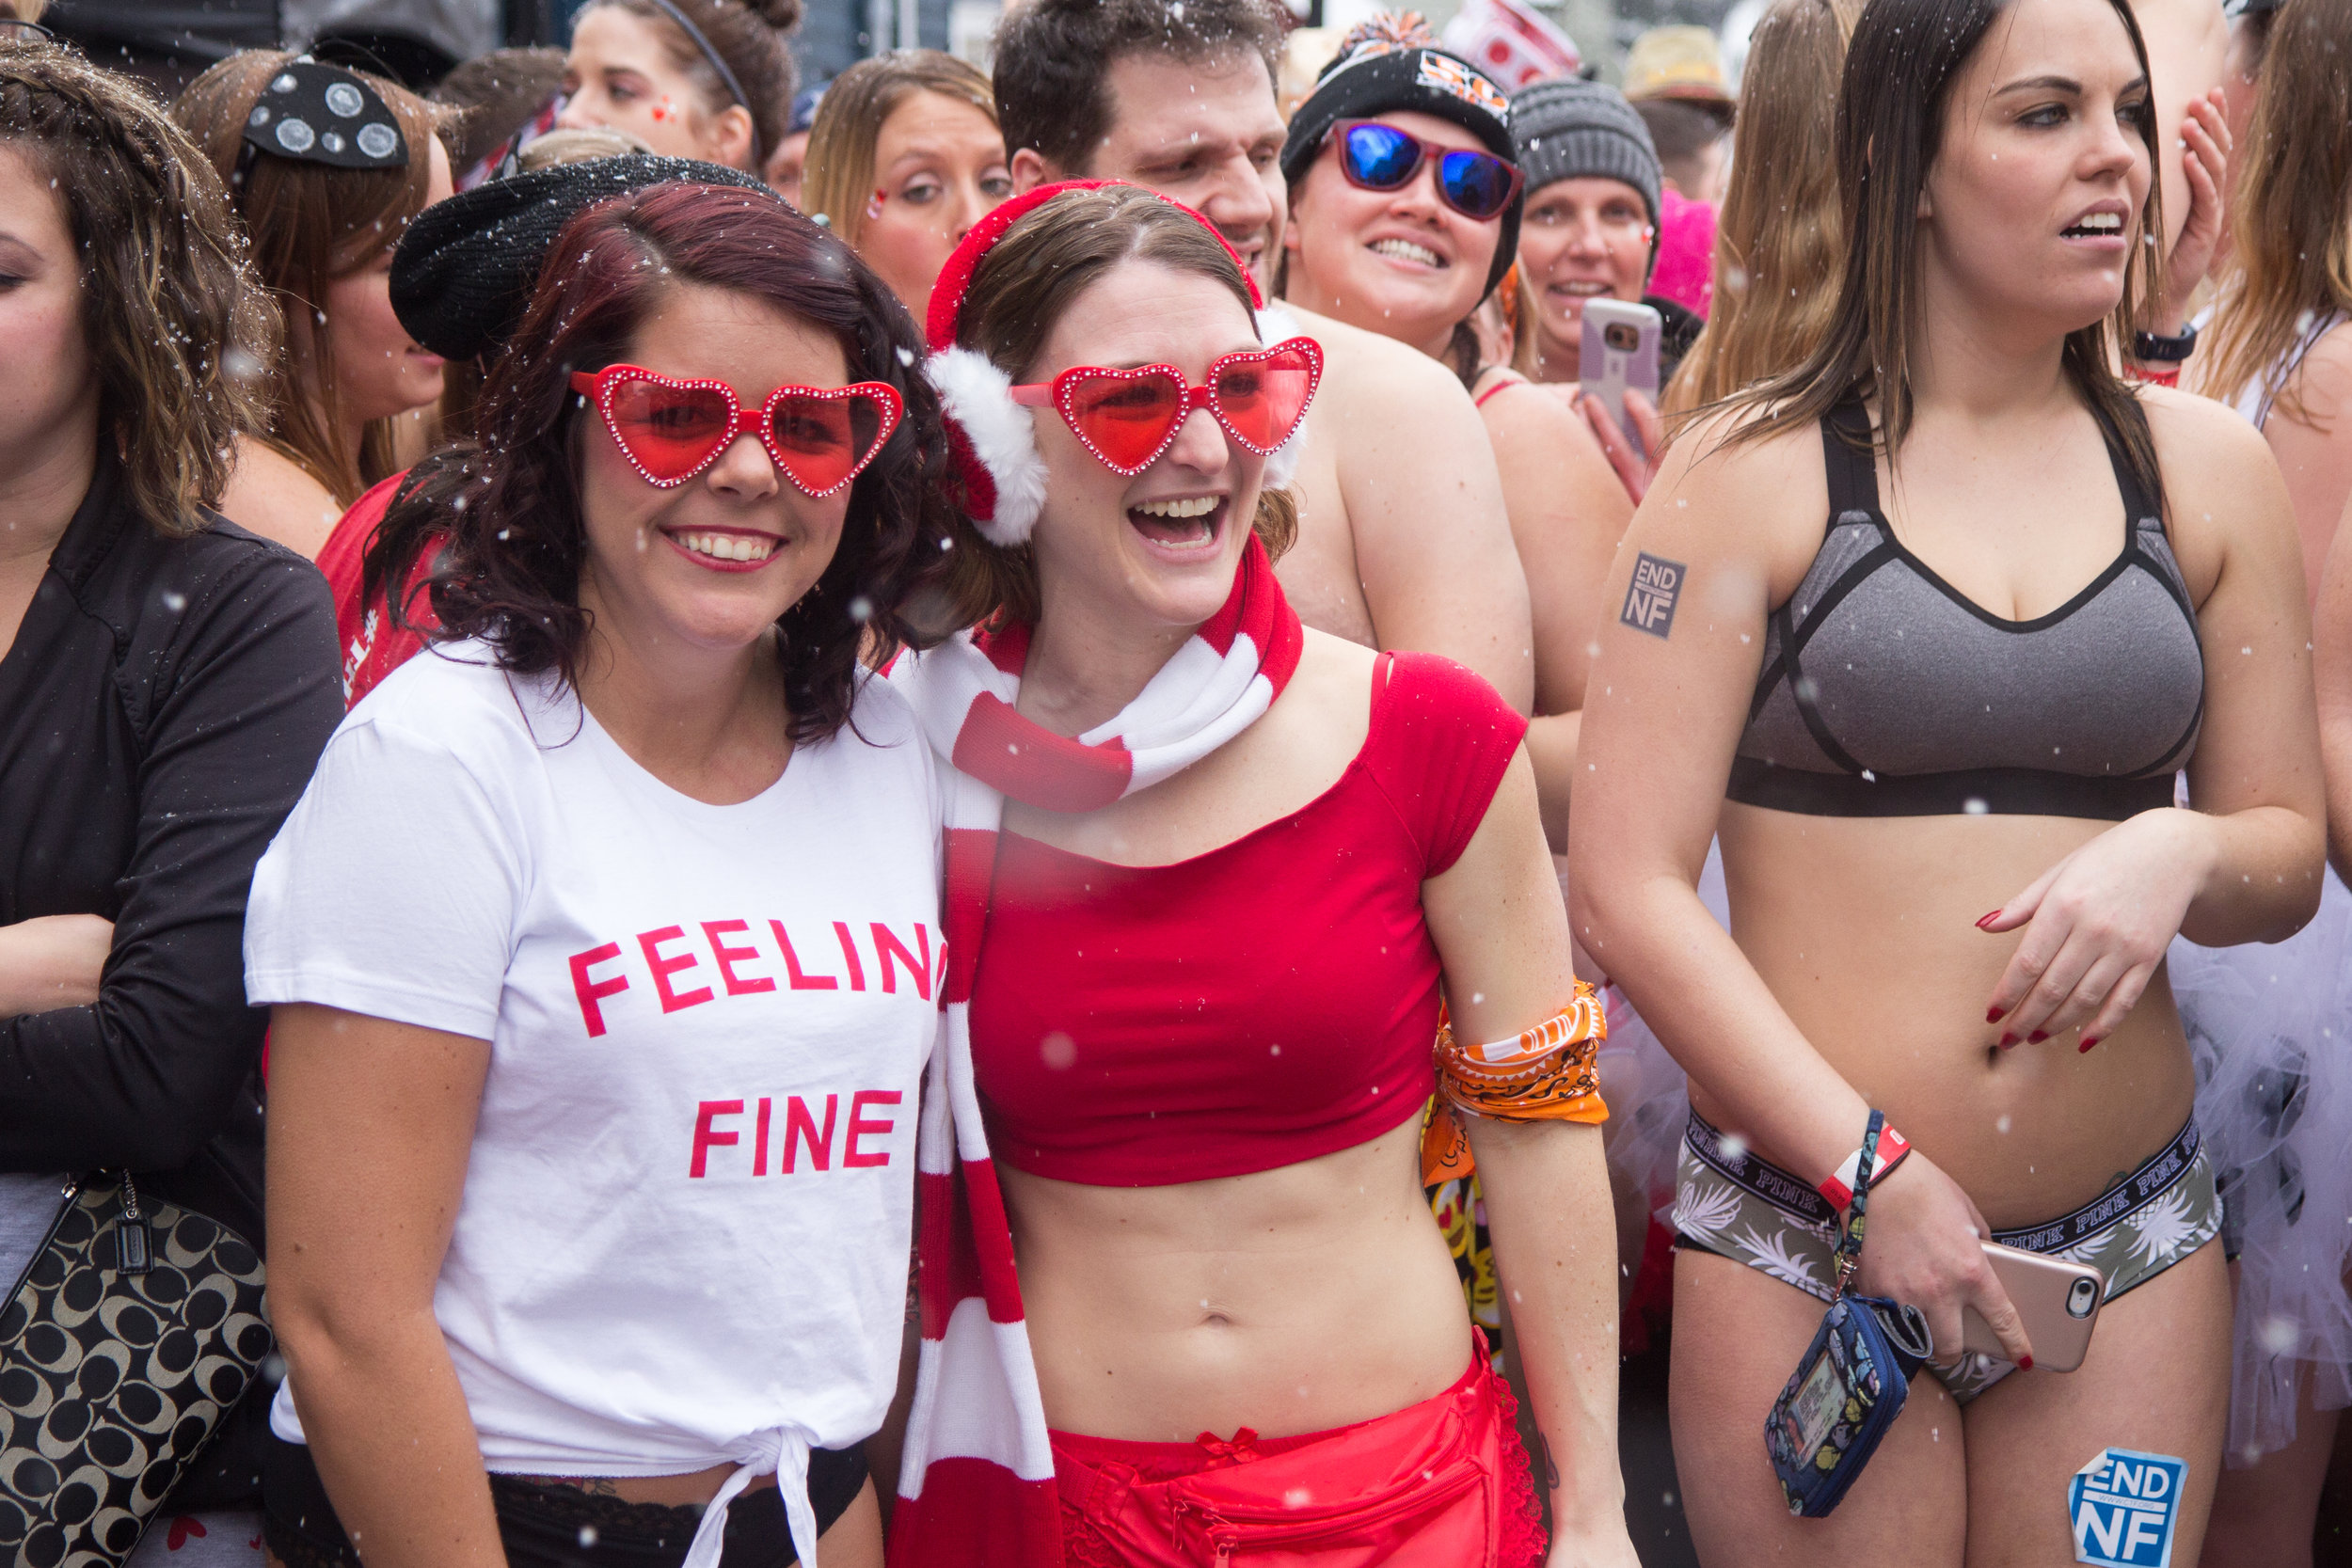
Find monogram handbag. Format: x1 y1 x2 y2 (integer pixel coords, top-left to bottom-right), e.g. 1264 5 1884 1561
0 1173 271 1566
1763 1111 1935 1517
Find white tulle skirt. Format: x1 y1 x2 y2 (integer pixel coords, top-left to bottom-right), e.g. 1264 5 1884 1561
2169 866 2352 1462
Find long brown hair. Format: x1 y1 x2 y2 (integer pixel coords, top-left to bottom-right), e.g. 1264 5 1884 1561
1718 0 2165 510
173 51 451 506
1670 0 1862 414
803 50 996 246
0 40 277 533
2192 0 2351 424
938 184 1298 629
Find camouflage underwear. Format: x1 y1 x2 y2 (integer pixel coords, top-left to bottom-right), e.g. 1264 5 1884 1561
1673 1110 2219 1401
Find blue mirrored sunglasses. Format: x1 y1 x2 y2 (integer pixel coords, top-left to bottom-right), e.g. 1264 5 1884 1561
1330 119 1523 221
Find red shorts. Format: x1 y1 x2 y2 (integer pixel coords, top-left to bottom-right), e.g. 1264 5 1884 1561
1052 1353 1546 1566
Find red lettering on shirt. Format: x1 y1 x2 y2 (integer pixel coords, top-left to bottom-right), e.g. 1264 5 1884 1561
844 1089 902 1167
690 1099 743 1177
568 942 629 1038
753 1095 771 1176
783 1093 838 1171
870 923 932 1000
704 919 775 996
770 920 839 990
638 926 714 1012
834 923 868 991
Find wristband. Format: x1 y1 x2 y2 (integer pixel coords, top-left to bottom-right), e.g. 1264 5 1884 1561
2130 322 2198 364
1819 1122 1911 1212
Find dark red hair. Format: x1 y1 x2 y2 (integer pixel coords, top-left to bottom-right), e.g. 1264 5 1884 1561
366 181 954 742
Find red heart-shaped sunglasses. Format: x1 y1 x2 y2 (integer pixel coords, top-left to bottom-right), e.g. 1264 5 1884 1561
570 364 904 497
1009 337 1324 476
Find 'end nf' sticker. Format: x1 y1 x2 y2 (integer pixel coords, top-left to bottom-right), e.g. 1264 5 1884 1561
2070 1448 2186 1567
1620 552 1685 639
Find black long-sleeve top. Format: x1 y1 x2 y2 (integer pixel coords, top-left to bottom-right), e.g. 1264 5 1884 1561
0 450 342 1252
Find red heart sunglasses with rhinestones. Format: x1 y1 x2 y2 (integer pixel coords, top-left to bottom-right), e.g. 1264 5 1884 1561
570 364 903 497
1009 337 1323 476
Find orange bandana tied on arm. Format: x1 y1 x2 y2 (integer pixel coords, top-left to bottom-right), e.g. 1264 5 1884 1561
1421 980 1610 1185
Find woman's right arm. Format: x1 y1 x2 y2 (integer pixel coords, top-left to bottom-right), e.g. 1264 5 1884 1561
267 1002 507 1568
1567 416 2031 1365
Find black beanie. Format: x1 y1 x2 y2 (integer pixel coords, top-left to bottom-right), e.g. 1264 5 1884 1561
389 154 771 361
1279 26 1521 301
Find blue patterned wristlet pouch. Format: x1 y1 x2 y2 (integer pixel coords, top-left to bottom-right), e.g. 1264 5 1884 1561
1764 1110 1935 1516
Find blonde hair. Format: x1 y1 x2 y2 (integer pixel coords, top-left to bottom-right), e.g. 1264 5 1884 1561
803 50 995 248
173 51 453 505
1668 0 1862 416
2192 0 2352 425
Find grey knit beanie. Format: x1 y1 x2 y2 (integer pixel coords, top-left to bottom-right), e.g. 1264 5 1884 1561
1510 79 1662 230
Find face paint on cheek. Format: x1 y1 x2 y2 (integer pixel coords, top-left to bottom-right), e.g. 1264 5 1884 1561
650 96 674 122
866 189 886 220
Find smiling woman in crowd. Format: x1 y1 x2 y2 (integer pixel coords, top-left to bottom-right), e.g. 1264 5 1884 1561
249 181 955 1568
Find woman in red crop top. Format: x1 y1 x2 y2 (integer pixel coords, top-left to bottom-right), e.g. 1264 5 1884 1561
883 182 1637 1567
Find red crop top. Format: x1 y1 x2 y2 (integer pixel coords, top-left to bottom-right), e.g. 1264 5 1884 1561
968 651 1529 1187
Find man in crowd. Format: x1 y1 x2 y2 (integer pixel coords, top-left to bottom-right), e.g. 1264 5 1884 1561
993 0 1537 718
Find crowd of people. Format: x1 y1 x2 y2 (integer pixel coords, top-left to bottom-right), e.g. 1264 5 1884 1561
1 0 2350 1563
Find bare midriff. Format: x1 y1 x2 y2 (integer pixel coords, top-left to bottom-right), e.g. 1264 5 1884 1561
1714 802 2196 1228
1000 1117 1475 1444
509 1466 776 1505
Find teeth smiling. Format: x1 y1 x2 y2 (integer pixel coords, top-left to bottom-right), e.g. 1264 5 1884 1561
1370 237 1444 267
672 531 778 562
2067 213 2123 233
1134 496 1220 519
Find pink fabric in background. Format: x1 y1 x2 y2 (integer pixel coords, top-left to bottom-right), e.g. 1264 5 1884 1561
1650 186 1716 318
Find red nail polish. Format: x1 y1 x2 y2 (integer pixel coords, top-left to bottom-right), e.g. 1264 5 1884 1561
1999 1032 2018 1048
1986 1006 2006 1023
2027 1031 2048 1044
2078 1037 2100 1053
2019 1354 2034 1371
1975 911 2002 930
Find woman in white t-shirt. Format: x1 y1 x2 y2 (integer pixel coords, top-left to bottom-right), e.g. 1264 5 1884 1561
245 180 958 1568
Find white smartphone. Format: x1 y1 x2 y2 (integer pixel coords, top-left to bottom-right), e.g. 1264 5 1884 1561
1958 1241 2105 1372
1578 297 1662 461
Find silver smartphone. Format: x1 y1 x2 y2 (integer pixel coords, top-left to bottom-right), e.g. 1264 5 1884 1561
1578 297 1662 461
1957 1241 2104 1371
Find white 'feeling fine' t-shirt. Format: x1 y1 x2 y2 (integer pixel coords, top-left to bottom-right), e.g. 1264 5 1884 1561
245 643 941 1506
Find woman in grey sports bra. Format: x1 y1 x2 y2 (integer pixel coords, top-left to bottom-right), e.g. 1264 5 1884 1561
1572 0 2324 1562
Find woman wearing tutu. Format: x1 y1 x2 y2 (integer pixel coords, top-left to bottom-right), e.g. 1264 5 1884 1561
2172 0 2352 1560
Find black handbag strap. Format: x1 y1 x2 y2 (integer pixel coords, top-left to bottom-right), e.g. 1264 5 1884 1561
1832 1109 1884 1298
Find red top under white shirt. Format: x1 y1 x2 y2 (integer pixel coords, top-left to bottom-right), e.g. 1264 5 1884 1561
969 651 1528 1187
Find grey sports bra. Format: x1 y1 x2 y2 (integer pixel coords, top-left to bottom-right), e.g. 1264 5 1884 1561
1729 398 2203 819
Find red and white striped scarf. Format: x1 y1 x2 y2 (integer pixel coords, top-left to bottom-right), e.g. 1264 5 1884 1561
882 536 1303 1565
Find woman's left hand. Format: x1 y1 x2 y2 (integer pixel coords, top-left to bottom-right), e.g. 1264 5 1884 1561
2152 89 2232 337
1979 808 2215 1050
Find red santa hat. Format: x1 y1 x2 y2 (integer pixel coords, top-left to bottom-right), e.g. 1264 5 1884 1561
923 179 1306 547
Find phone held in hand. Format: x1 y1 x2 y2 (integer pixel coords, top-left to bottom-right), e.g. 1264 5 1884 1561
1579 297 1662 460
1961 1241 2104 1371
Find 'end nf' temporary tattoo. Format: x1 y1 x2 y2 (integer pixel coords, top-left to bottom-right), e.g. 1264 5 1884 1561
1621 552 1686 639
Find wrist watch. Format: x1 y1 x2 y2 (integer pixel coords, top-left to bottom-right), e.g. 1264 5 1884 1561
2132 321 2199 364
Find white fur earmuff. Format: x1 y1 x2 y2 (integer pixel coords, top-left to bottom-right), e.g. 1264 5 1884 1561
926 346 1049 548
